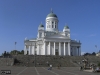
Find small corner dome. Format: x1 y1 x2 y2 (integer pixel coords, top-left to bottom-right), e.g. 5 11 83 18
39 24 44 27
64 26 69 29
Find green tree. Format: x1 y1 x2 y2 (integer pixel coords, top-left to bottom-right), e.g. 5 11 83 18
98 62 100 67
20 50 24 54
10 50 20 54
91 52 96 55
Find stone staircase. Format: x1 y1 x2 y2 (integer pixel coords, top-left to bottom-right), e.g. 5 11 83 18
12 55 79 67
0 55 100 67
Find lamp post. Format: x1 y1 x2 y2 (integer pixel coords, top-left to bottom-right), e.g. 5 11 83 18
34 41 37 67
15 42 17 50
95 45 98 53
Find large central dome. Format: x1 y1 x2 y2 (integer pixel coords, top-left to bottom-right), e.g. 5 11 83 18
46 11 57 18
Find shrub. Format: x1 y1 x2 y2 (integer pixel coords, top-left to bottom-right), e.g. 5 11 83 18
97 62 100 67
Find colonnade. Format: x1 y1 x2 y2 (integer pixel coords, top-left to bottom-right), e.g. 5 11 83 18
24 42 81 56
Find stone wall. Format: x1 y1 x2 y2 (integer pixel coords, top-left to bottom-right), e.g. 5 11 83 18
0 58 14 66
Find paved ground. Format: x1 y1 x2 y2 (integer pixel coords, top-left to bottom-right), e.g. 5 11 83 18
0 66 100 75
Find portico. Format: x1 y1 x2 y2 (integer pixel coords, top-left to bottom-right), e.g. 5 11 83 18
24 40 81 56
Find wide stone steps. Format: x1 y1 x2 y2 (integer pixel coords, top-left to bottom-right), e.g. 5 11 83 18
0 55 100 67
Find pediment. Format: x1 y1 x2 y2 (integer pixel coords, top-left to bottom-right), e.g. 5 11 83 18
45 34 68 39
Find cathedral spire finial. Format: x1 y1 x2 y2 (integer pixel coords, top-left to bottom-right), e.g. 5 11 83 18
51 8 53 13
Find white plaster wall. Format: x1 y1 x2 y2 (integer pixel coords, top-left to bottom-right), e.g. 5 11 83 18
41 43 47 55
51 46 54 55
41 45 43 55
47 45 49 55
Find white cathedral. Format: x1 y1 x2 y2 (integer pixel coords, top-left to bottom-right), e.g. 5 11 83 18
24 10 81 56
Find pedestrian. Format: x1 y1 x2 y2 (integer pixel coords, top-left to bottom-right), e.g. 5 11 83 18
50 64 52 70
48 64 52 70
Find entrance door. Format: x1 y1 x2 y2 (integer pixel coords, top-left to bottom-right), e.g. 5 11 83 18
55 49 59 55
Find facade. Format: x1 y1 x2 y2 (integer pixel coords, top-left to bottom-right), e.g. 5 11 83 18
24 10 81 56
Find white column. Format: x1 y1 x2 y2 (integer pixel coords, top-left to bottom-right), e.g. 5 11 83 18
64 42 66 56
49 42 51 55
59 42 61 56
28 46 31 55
37 45 39 55
32 46 34 55
44 42 46 55
30 46 32 55
24 46 27 55
54 42 55 55
68 42 70 56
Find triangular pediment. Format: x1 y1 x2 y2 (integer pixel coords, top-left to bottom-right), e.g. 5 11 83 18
45 34 68 39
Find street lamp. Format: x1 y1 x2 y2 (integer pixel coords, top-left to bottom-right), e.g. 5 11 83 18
15 42 17 50
95 45 98 53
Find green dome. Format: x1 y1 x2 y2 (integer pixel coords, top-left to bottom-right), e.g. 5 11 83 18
39 24 44 27
47 12 57 18
64 26 69 29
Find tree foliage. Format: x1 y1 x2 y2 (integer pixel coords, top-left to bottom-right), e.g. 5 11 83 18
98 62 100 67
10 50 24 55
83 52 96 56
